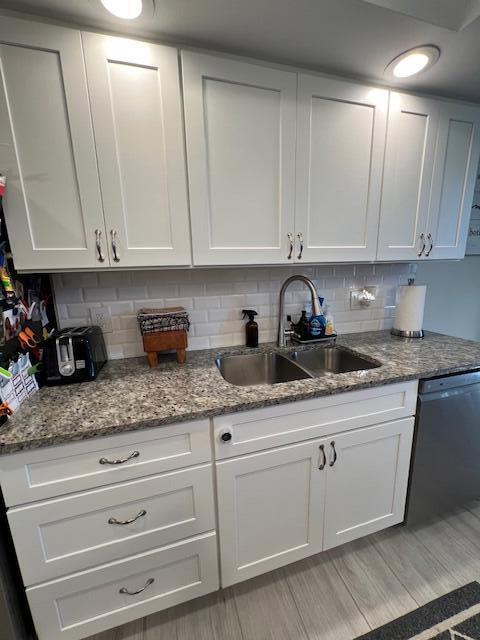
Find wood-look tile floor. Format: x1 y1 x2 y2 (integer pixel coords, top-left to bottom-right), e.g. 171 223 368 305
88 502 480 640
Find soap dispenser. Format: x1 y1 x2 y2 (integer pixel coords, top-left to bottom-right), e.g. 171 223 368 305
242 309 258 348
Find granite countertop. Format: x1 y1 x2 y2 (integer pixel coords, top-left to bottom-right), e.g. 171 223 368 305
1 329 480 455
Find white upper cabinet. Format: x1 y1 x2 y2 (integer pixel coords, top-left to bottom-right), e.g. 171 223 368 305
82 34 191 267
182 52 297 265
377 92 480 261
0 17 106 271
1 16 478 271
377 92 440 261
426 102 480 259
295 75 388 262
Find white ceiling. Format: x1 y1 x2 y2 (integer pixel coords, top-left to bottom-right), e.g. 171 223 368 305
361 0 480 31
1 0 480 102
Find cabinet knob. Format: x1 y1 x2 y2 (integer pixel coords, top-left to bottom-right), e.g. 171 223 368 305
220 431 232 442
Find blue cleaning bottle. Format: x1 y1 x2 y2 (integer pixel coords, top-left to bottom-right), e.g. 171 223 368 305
309 297 326 338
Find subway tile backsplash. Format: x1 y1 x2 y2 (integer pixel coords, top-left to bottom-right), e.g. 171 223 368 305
52 263 416 360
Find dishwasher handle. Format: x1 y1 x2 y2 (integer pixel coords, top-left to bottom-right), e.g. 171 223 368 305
419 381 480 405
419 370 480 395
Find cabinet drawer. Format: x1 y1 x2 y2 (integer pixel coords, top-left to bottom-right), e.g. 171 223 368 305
214 381 418 458
27 532 218 640
9 463 215 585
0 419 211 506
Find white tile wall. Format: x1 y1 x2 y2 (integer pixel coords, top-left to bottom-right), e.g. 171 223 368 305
52 263 416 360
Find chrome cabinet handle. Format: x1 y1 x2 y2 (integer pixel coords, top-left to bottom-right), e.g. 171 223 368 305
425 233 433 257
110 229 120 262
287 233 294 260
95 229 105 263
119 577 154 596
108 509 146 526
99 450 140 465
297 232 304 260
417 233 426 257
329 441 337 467
318 444 326 470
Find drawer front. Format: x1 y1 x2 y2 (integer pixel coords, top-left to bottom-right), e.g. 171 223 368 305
214 381 418 458
9 464 215 585
27 532 218 640
0 419 211 506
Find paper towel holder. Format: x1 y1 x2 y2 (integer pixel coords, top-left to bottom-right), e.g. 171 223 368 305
390 278 425 339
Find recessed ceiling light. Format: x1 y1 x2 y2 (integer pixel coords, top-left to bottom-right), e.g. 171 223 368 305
100 0 143 19
385 46 440 79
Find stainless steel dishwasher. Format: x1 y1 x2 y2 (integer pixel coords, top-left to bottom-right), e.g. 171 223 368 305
405 370 480 526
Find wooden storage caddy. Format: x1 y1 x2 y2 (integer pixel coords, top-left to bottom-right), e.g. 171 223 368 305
143 330 188 367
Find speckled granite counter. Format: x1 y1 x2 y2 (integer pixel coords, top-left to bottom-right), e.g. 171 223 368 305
1 330 480 455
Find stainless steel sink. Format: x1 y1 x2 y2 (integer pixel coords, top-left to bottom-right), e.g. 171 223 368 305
216 346 381 387
288 346 380 376
216 352 312 386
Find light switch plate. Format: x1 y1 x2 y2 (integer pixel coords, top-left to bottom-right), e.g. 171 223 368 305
89 306 113 334
350 286 378 310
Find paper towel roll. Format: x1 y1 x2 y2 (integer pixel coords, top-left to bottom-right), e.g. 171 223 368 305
393 285 426 334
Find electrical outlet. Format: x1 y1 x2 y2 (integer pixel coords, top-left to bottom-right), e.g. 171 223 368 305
350 286 378 310
89 306 113 334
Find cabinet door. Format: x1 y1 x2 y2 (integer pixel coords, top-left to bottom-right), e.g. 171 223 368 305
426 102 480 259
323 418 414 551
295 75 388 262
0 17 106 271
216 439 327 586
82 34 191 267
182 52 297 265
377 93 440 261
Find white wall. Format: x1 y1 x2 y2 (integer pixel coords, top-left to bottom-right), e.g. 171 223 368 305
52 263 414 359
416 256 480 341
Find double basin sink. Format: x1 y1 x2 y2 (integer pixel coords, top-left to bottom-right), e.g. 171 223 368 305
216 346 380 387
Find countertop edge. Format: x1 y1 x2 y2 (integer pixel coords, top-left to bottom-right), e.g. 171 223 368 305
1 360 478 456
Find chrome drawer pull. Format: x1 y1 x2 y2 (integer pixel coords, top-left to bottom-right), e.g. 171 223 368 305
110 229 120 262
108 509 146 526
287 232 294 260
329 441 337 467
297 232 304 260
119 577 154 596
95 229 105 263
425 233 433 257
99 450 140 465
417 233 426 257
318 444 326 470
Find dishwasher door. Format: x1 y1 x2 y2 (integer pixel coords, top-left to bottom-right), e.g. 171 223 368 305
405 372 480 526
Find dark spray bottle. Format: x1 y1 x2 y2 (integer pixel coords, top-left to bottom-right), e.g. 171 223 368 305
242 309 259 348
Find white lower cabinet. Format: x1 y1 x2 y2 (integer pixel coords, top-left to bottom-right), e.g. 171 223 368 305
26 532 218 640
0 418 218 640
0 384 418 638
323 417 414 550
8 463 215 584
216 439 327 587
216 414 415 586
